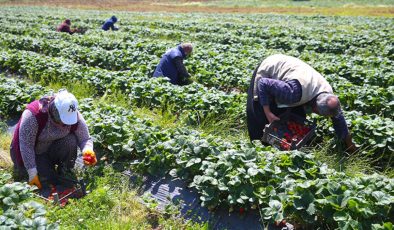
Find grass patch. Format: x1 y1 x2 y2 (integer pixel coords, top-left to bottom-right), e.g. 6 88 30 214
0 124 12 170
46 80 97 100
310 142 379 177
195 112 249 143
99 89 132 108
47 167 206 229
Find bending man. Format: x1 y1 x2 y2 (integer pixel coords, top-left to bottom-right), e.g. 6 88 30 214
246 54 356 152
153 43 193 85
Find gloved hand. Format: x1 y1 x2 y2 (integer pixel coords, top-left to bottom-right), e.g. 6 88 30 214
83 149 97 166
27 168 42 189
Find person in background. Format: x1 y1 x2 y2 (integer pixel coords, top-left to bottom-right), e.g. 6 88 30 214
10 90 97 189
56 19 78 35
102 15 119 31
246 54 356 152
153 43 193 86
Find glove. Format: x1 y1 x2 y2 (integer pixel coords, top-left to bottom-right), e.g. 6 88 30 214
83 149 97 166
27 168 42 189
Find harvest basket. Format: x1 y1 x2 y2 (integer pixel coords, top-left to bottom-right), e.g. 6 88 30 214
262 112 316 150
36 176 86 207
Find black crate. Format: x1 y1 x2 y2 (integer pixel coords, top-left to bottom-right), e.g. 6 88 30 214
261 112 316 150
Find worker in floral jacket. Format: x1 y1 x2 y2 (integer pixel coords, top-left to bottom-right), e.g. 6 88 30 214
56 19 77 34
153 43 193 85
10 90 97 189
247 54 356 152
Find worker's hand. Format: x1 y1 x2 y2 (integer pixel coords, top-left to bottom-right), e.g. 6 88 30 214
345 134 357 153
27 168 42 189
266 112 280 124
263 105 280 124
83 149 97 166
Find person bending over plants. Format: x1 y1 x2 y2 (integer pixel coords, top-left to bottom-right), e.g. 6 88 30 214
153 43 193 86
10 90 97 189
56 19 79 35
246 54 356 152
102 15 119 31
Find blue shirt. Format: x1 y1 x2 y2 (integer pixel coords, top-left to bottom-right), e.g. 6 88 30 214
102 16 117 31
153 45 187 85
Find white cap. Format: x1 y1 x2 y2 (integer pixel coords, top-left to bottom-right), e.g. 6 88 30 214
54 90 78 125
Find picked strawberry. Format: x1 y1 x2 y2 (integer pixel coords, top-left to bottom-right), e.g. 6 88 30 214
275 219 287 227
83 149 97 166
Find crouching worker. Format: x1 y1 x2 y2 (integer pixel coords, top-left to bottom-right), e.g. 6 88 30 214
153 43 193 86
56 19 78 34
102 16 119 31
10 90 97 189
246 54 356 152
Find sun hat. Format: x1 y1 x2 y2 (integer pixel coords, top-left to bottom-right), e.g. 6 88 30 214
54 90 78 125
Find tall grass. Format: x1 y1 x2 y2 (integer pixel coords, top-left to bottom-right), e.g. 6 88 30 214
47 167 206 229
0 126 12 170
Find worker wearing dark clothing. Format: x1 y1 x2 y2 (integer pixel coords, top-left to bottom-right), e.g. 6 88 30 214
102 16 118 31
56 19 77 35
247 54 356 152
153 43 193 85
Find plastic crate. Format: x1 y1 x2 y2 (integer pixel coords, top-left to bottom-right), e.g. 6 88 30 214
36 176 86 207
261 112 316 150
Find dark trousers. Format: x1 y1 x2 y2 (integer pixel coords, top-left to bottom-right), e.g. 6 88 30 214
246 66 306 141
36 134 78 185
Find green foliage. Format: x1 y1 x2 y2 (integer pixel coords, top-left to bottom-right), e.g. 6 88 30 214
0 173 58 229
0 76 48 119
0 7 393 229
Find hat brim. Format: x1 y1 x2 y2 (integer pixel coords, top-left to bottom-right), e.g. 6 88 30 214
59 111 78 125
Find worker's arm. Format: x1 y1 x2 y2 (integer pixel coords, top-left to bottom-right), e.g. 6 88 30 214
74 112 96 166
257 78 302 123
62 25 75 35
331 112 356 153
174 57 191 85
19 110 42 188
73 112 93 153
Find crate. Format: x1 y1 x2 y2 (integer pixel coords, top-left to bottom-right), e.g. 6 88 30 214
261 112 316 150
36 176 86 207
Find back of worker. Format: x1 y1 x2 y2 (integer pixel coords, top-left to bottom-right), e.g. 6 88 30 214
102 16 118 31
153 45 186 84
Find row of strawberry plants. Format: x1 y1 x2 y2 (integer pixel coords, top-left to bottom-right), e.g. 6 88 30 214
1 28 392 96
0 10 392 57
0 48 392 165
0 50 246 123
1 18 392 90
0 77 392 228
1 40 391 120
0 173 58 229
0 76 48 119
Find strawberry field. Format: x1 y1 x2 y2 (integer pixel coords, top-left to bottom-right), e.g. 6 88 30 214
0 6 393 229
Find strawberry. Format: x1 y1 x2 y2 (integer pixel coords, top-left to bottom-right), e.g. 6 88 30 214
83 155 94 164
